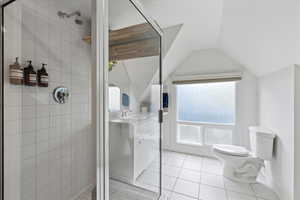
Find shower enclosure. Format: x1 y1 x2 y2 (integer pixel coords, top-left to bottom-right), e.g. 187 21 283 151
0 0 162 200
1 0 96 199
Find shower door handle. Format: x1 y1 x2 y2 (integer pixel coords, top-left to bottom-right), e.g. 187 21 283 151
159 109 163 123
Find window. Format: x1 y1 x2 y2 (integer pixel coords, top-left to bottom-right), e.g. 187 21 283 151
176 81 235 146
177 124 203 145
109 86 121 112
177 82 235 123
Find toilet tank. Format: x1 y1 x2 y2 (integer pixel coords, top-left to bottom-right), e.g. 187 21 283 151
249 126 275 160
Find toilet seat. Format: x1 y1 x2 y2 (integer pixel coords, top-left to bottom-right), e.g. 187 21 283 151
213 144 249 157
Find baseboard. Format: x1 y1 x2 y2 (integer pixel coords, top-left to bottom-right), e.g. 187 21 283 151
162 147 214 158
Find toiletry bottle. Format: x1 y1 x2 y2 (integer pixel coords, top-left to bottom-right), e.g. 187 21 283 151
24 60 37 86
9 57 24 85
37 63 48 87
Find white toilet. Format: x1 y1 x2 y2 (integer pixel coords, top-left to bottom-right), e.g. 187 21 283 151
212 126 275 183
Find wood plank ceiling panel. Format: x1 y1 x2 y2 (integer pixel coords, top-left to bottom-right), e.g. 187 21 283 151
83 23 160 61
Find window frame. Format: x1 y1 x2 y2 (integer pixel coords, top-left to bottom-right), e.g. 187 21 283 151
174 81 237 147
176 81 236 125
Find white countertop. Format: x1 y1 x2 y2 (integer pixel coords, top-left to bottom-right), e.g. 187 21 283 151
109 114 152 124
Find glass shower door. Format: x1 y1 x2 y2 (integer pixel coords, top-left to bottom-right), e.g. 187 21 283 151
108 0 163 199
2 0 96 200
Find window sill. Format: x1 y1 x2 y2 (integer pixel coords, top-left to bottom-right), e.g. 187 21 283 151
176 140 204 147
177 120 235 127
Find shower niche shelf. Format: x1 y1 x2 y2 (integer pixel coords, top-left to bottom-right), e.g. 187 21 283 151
83 23 160 61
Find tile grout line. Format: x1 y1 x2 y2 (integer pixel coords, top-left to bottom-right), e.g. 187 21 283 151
170 154 201 200
110 151 267 200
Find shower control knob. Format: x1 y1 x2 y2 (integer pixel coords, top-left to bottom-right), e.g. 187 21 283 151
53 86 69 104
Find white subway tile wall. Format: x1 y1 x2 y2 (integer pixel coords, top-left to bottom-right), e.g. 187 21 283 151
4 1 95 200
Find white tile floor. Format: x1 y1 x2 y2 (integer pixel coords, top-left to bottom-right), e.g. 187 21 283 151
135 151 280 200
80 151 280 200
110 179 158 200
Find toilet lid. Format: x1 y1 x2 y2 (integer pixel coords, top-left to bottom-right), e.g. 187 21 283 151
213 144 249 157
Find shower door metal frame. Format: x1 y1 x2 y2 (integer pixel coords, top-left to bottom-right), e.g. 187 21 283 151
0 3 3 199
95 0 109 199
0 1 17 199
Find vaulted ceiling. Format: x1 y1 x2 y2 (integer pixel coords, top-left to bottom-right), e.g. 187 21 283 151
55 0 299 77
219 0 299 76
139 0 224 79
140 0 300 77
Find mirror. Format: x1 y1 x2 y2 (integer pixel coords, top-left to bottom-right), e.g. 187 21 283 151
109 86 121 112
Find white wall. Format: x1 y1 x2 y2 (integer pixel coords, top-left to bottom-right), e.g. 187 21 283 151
219 1 300 198
258 66 295 200
123 56 159 101
235 71 258 147
3 3 22 200
173 49 241 76
163 49 258 153
108 55 162 113
108 62 138 112
108 60 143 113
4 1 95 200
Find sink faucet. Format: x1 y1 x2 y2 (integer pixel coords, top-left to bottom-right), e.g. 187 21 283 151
121 110 129 118
121 109 133 118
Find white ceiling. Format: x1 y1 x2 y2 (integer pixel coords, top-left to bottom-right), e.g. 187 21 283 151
218 0 300 76
139 0 223 49
109 0 147 29
52 0 299 77
139 0 300 77
139 0 224 79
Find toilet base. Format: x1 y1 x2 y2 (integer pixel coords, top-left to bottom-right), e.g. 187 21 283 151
223 163 261 183
214 151 265 183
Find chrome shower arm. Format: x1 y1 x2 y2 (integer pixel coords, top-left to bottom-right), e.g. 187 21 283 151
58 11 81 18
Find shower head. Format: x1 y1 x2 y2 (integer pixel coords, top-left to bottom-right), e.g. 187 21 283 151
57 11 67 18
57 11 84 25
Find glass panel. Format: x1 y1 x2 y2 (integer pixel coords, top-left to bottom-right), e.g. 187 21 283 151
177 124 203 145
108 0 162 199
204 128 233 145
177 82 236 124
3 0 95 200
